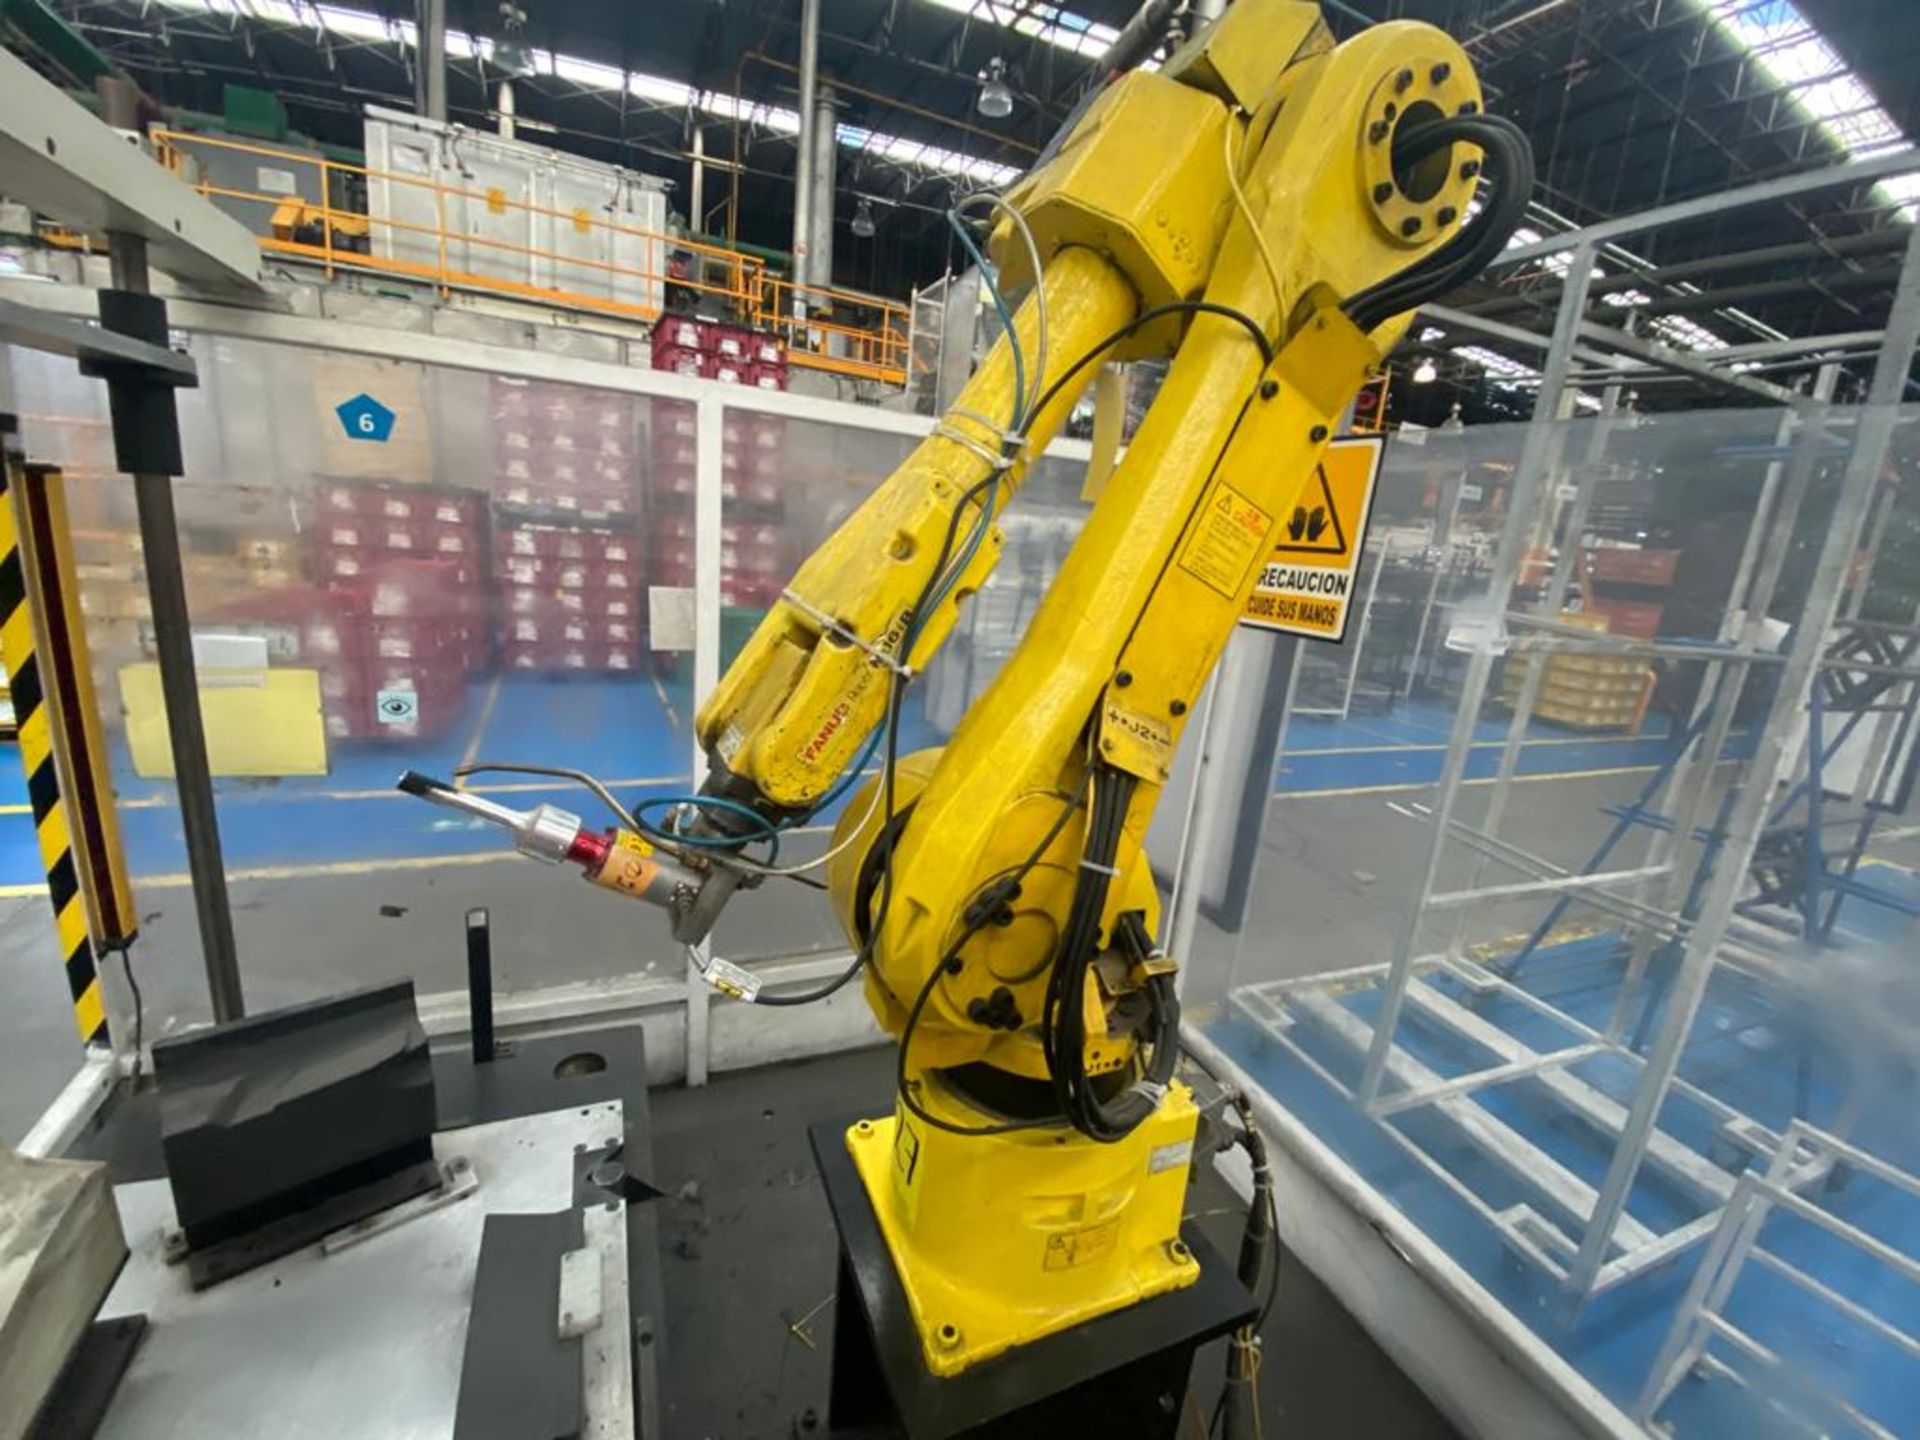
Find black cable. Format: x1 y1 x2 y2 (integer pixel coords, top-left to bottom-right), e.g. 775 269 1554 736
1038 761 1180 1143
1019 301 1273 441
749 669 906 1006
1344 114 1532 324
1341 113 1535 333
895 789 1087 1136
752 470 1003 1008
759 299 1269 1012
115 942 145 1084
1236 1097 1282 1335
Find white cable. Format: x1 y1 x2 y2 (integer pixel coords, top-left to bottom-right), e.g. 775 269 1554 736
1224 114 1285 324
733 772 889 878
954 191 1049 426
777 588 915 678
456 762 640 830
503 203 1044 890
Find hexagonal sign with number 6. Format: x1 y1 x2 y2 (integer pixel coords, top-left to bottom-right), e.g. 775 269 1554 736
336 392 396 443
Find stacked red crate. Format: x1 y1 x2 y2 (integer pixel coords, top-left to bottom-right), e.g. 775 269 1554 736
311 479 490 675
743 330 789 391
641 407 792 607
326 559 473 739
649 318 788 390
201 564 472 743
644 403 698 600
489 377 636 518
493 516 643 673
719 411 788 607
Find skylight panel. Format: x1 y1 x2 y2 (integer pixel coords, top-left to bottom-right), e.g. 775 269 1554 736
1699 0 1916 218
128 0 1021 187
919 1 1119 60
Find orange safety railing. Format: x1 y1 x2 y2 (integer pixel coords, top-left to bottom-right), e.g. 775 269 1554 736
152 129 911 387
754 275 912 383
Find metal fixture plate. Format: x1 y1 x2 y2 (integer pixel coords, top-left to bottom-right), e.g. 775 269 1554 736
94 1101 631 1439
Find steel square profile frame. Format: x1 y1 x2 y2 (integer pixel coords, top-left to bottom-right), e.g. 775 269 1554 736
1327 153 1920 1301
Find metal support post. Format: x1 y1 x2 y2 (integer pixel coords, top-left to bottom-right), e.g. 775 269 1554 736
689 125 707 234
415 0 447 122
1359 243 1599 1108
465 908 496 1063
497 77 516 140
1602 366 1840 1038
1337 548 1388 719
99 234 245 1023
790 0 822 318
1561 217 1920 1300
808 86 839 298
683 394 725 1086
1402 459 1469 701
1444 380 1619 960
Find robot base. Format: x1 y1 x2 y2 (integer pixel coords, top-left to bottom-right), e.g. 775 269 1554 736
811 1102 1254 1439
843 1079 1202 1378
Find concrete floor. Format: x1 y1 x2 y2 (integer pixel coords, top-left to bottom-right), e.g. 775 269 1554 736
648 1044 1458 1440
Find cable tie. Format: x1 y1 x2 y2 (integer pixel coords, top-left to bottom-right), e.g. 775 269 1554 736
1130 1081 1168 1106
948 405 1029 454
779 589 913 679
1078 858 1120 877
934 405 1026 472
932 420 1015 472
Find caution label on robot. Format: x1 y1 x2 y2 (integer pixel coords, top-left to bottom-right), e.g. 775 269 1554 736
1044 1217 1119 1271
1240 434 1385 644
1177 482 1274 599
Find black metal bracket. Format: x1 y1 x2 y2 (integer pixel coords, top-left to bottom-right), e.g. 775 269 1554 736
74 290 196 479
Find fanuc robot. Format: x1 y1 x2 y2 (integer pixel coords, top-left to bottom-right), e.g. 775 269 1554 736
405 0 1530 1388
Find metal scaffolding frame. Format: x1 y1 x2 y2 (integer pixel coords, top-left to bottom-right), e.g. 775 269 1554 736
1637 1121 1920 1439
1222 148 1920 1308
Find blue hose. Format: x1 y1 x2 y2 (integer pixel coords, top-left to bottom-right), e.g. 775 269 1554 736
634 794 781 862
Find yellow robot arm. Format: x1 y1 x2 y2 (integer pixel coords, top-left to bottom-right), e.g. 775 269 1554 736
398 0 1531 1377
702 1 1522 1105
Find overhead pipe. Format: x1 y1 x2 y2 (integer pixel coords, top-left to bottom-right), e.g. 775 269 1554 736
1099 0 1183 78
741 52 1040 156
1464 229 1913 320
1 0 119 86
1620 265 1901 319
789 0 821 310
807 85 838 296
415 0 446 122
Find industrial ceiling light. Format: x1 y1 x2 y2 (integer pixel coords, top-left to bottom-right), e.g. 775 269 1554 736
493 0 534 77
1412 357 1439 384
977 57 1014 119
851 197 877 239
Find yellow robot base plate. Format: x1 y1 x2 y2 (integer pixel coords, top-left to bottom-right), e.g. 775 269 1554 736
844 1081 1201 1377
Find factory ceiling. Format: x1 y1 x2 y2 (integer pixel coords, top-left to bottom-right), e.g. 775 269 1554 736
15 0 1920 408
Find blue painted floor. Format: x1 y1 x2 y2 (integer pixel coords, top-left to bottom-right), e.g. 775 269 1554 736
1209 867 1920 1435
0 684 1733 886
0 672 955 885
1276 695 1706 794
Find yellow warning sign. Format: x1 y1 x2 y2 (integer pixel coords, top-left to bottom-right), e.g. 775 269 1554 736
1241 435 1384 643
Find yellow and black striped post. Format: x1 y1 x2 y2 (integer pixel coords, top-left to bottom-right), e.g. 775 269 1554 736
0 457 137 1045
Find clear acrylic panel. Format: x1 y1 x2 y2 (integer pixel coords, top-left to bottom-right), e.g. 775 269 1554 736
7 337 698 1049
1181 400 1920 1435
